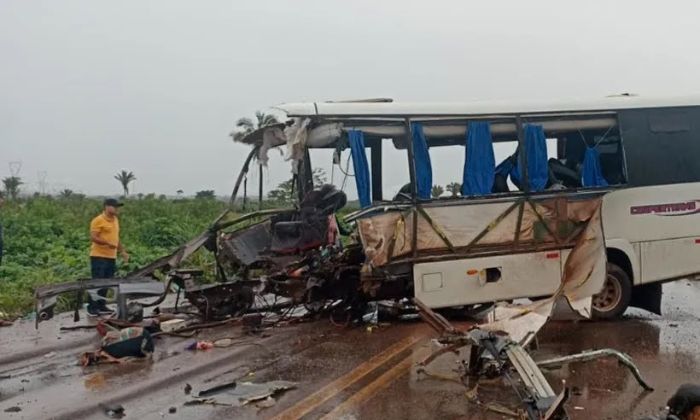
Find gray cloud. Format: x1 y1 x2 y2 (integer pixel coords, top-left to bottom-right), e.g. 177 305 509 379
2 0 699 198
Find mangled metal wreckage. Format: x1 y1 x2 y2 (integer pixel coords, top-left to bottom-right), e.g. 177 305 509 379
33 99 659 418
36 99 618 323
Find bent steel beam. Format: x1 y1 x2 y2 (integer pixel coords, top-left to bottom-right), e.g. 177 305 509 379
536 348 654 391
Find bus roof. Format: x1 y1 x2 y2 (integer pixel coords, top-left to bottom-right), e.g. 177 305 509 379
274 94 700 118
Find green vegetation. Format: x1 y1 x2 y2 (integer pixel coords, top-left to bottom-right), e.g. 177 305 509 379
431 185 444 198
0 195 228 316
2 177 23 200
445 182 461 197
0 166 354 317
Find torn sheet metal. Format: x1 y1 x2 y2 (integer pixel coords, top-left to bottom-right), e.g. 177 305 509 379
482 303 552 344
415 298 652 420
256 121 343 167
285 118 311 168
285 119 343 173
259 127 286 166
189 380 296 407
479 200 606 331
358 197 602 266
359 196 606 319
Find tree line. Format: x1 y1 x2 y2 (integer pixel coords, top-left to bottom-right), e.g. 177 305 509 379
2 170 217 201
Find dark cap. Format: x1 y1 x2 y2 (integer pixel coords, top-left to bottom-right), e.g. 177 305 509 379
103 198 124 207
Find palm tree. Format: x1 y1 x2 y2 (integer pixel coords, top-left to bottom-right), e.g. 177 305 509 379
230 111 279 142
431 185 444 199
59 189 74 198
114 170 136 196
2 176 23 200
446 182 461 197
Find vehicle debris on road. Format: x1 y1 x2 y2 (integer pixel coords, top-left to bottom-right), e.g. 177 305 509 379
186 380 296 408
99 403 125 419
23 101 700 419
413 295 653 419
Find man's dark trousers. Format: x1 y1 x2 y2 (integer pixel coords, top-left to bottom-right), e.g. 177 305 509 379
88 256 116 311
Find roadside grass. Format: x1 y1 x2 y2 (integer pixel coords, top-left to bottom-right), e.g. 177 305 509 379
0 196 228 317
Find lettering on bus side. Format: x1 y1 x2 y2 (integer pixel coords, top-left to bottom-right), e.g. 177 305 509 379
630 201 700 216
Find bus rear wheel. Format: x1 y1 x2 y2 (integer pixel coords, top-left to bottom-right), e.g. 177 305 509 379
592 263 632 320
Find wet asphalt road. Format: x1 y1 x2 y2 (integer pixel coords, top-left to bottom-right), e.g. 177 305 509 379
1 281 699 420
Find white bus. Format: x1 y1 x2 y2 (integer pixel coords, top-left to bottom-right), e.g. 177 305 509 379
229 95 700 319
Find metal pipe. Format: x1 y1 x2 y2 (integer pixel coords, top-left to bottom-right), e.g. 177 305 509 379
229 146 261 208
243 176 247 211
516 116 529 193
536 348 654 391
404 118 419 258
258 164 263 210
348 117 617 143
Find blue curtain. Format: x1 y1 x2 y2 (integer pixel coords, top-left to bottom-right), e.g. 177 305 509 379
411 122 433 200
581 147 609 187
520 124 549 192
348 130 372 208
461 122 495 196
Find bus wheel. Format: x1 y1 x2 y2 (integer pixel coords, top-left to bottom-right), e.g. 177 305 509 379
592 263 632 320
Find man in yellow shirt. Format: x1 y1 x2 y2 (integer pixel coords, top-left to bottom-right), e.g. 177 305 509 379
88 198 129 316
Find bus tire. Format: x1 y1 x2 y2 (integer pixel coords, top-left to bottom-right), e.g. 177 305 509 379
592 263 632 320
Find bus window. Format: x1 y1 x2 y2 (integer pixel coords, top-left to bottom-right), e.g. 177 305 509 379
551 128 626 188
494 140 518 192
430 145 461 198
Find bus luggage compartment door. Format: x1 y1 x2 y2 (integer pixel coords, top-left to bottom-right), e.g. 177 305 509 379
413 251 562 309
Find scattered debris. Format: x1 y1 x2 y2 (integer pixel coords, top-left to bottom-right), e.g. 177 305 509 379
160 319 186 333
197 380 237 398
536 349 653 391
43 351 56 358
413 298 652 420
213 338 234 347
0 320 13 327
99 403 125 419
256 396 277 409
168 407 177 414
183 383 192 395
483 402 522 418
187 380 296 407
183 398 231 407
186 341 214 351
4 406 21 413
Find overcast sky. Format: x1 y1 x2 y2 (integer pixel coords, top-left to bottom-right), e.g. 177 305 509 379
2 1 700 198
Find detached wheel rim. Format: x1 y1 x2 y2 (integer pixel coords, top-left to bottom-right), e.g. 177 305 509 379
593 274 622 313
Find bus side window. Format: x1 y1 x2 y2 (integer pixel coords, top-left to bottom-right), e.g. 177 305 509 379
597 136 627 185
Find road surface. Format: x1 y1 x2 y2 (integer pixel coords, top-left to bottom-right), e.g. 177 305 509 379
2 281 699 419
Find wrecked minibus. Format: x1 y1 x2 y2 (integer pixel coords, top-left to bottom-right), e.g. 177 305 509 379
224 95 700 320
34 95 700 323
